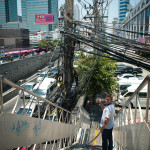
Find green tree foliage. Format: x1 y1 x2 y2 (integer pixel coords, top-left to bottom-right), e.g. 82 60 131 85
76 54 118 97
38 40 51 48
53 40 59 46
38 40 59 49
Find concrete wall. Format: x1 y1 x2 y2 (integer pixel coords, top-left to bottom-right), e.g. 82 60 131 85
0 28 29 48
0 53 58 88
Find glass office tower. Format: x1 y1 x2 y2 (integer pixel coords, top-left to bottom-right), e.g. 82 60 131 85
119 0 130 23
22 0 58 33
0 0 18 28
7 0 18 22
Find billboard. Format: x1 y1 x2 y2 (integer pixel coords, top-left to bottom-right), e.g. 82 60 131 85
137 38 146 44
35 14 54 24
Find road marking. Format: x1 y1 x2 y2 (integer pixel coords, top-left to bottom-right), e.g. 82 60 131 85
93 129 98 146
89 129 98 150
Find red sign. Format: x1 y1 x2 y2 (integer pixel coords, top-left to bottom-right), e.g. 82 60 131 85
35 14 54 24
21 148 37 150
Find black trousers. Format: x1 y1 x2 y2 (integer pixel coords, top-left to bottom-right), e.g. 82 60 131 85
102 128 113 150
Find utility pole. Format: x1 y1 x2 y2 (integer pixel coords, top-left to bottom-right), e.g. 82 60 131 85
93 0 98 54
63 0 74 98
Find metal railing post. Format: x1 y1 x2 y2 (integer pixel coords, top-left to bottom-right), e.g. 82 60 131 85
129 104 133 124
22 90 26 115
134 94 138 123
59 110 62 122
62 110 64 123
123 109 125 125
145 80 150 123
58 139 62 149
38 99 40 119
0 75 4 113
48 104 50 121
56 107 58 122
67 112 69 123
137 95 143 122
125 108 128 125
119 115 121 127
127 106 130 124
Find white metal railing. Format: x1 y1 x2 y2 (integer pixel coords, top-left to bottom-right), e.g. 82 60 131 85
0 75 90 150
114 74 150 150
115 75 150 125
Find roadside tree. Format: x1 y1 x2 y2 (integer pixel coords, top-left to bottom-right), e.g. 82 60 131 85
76 54 118 97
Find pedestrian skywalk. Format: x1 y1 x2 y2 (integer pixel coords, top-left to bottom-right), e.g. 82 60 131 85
0 75 150 150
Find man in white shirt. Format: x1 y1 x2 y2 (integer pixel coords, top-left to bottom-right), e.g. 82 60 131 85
96 94 115 150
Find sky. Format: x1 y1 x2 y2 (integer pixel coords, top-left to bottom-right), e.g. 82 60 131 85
59 0 141 23
17 0 22 16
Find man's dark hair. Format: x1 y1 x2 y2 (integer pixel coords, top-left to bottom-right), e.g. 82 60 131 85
105 93 113 99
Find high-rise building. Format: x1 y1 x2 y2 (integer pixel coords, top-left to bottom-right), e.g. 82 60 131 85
7 0 18 22
21 0 58 33
0 0 18 28
0 0 6 28
121 0 150 40
119 0 130 23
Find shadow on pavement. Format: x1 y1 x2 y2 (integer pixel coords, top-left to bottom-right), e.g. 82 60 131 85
68 143 102 150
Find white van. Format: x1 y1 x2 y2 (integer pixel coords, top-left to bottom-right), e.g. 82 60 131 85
117 78 143 92
32 78 56 103
118 85 149 108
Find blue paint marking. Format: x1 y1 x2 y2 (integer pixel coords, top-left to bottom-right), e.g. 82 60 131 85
33 125 39 136
12 120 29 136
33 120 41 136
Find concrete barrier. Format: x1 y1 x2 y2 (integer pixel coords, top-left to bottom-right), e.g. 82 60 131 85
0 52 58 102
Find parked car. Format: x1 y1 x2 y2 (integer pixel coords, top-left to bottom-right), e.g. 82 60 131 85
19 82 36 99
73 62 78 68
118 85 149 108
116 78 143 94
37 71 52 82
50 67 58 78
117 63 126 69
39 51 46 55
136 74 143 80
115 66 142 75
117 73 139 80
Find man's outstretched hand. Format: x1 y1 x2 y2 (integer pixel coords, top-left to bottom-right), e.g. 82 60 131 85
96 98 101 103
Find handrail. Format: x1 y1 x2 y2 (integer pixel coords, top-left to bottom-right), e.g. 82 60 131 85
0 75 71 113
0 75 91 149
115 74 150 124
113 74 150 150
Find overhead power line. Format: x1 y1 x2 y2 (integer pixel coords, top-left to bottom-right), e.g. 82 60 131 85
62 29 150 71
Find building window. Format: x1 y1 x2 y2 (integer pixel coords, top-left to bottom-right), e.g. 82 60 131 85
120 2 129 5
145 6 150 35
141 2 145 9
134 26 136 39
137 14 140 38
140 11 144 36
120 8 128 11
146 0 150 4
120 12 127 14
120 5 128 8
134 10 136 15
